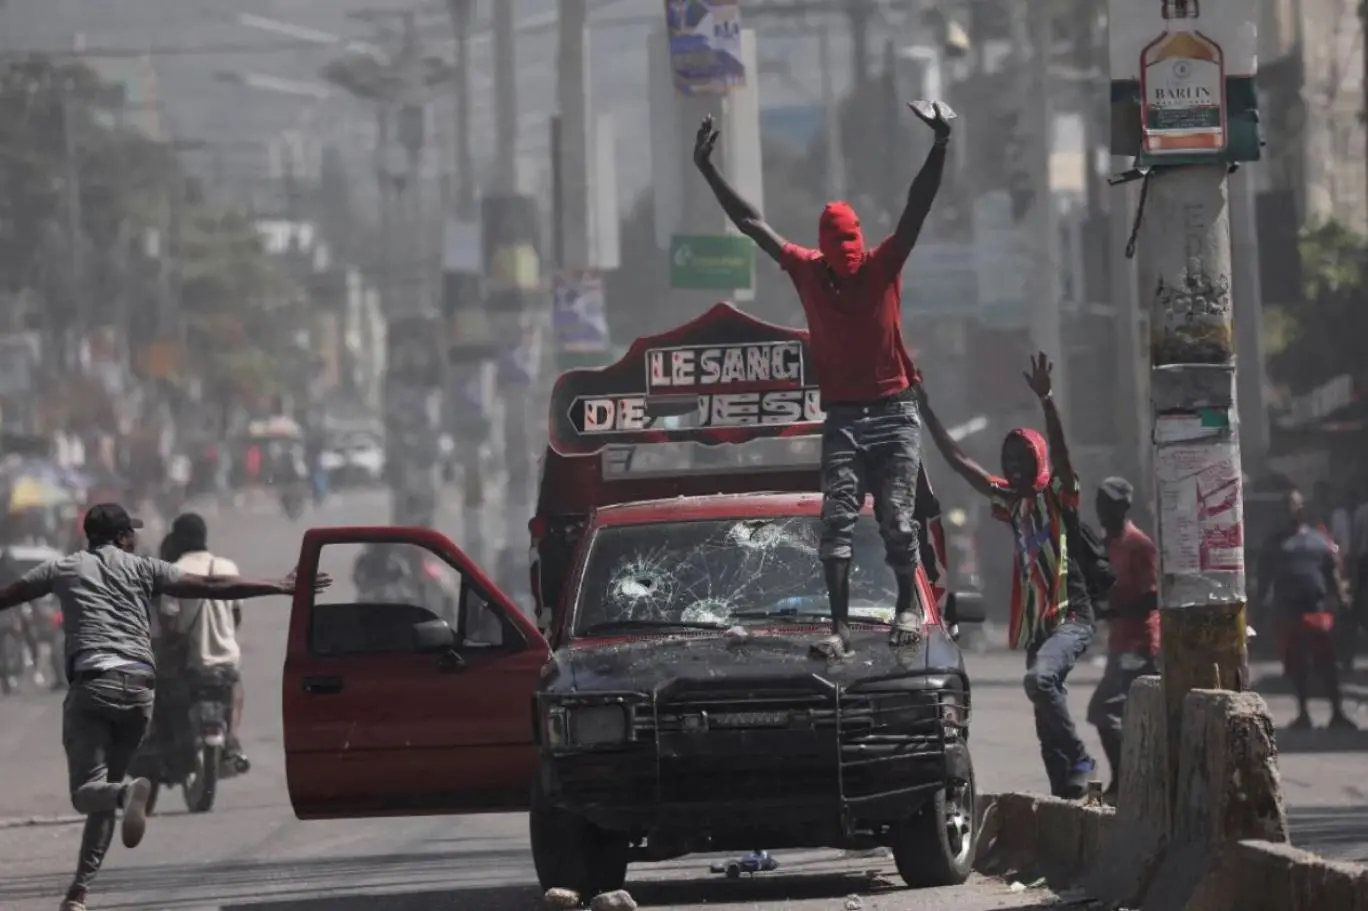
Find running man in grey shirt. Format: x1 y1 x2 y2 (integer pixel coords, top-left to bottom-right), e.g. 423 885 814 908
0 503 332 911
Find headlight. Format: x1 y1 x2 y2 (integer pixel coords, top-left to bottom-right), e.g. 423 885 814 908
542 702 632 748
568 704 629 746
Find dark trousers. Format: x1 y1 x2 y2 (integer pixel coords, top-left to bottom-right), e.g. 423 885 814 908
1086 651 1158 785
63 670 154 894
1024 621 1095 795
818 395 922 576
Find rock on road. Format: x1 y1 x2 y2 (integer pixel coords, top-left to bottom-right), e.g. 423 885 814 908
0 491 1363 911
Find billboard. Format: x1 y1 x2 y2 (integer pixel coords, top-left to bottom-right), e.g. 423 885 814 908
663 0 746 95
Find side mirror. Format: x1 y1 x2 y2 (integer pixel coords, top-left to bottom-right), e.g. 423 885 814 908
412 618 457 653
945 591 986 626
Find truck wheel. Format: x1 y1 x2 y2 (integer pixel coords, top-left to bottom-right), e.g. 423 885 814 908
530 784 628 898
891 753 976 888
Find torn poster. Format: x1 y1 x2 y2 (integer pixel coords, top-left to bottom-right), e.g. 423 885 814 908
1156 432 1244 576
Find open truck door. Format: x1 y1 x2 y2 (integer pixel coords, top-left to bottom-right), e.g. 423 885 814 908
282 526 549 819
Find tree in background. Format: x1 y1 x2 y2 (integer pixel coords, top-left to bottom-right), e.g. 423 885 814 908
1266 219 1367 390
0 54 307 411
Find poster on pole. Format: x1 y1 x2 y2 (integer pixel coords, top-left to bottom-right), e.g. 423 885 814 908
663 0 745 95
553 270 612 369
1109 0 1259 165
1155 418 1244 576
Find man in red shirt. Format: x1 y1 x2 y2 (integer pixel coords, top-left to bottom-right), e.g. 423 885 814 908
1084 477 1159 801
692 102 950 658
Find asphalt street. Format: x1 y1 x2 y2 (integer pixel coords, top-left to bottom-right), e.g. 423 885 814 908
0 490 1364 911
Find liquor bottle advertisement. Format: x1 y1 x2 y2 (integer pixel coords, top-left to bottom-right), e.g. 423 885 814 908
1108 0 1259 165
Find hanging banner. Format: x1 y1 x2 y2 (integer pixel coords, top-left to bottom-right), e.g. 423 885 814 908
482 194 542 312
663 0 746 95
1109 0 1259 165
552 270 612 370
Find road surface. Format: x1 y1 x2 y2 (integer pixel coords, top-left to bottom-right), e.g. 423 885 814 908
0 490 1363 911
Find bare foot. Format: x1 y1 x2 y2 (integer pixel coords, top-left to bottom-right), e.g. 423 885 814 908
889 611 924 646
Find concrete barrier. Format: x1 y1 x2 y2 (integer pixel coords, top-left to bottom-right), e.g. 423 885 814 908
1082 675 1169 906
975 681 1366 910
1141 689 1288 911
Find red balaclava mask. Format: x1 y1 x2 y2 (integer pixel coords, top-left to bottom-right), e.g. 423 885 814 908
1002 427 1052 494
818 201 866 277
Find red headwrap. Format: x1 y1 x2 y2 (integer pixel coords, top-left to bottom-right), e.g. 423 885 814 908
1004 427 1051 493
818 201 865 276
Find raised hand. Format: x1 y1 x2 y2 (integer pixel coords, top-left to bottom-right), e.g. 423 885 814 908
1023 352 1054 399
906 100 955 140
692 115 720 169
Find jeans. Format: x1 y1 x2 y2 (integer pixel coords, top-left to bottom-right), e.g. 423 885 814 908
63 670 155 894
1024 621 1095 795
1085 651 1158 785
818 395 922 575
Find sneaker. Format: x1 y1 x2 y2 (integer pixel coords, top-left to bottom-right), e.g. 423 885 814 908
121 778 153 848
1059 760 1096 800
59 900 86 911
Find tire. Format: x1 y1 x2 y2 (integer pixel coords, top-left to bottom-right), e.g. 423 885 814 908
891 752 977 889
725 864 741 880
529 780 628 898
184 744 221 814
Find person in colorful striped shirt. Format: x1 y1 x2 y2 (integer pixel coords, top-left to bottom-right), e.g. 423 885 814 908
914 352 1098 799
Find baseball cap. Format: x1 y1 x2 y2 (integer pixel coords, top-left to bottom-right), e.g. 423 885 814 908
83 503 144 541
1099 477 1135 505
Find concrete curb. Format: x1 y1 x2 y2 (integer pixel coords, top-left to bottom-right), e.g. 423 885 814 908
974 677 1368 910
0 814 84 830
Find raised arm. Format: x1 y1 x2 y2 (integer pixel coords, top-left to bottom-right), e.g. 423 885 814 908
0 563 54 612
889 102 952 259
692 116 787 263
914 385 998 498
1023 352 1076 488
160 568 332 602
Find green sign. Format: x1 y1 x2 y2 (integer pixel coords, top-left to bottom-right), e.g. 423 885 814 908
670 234 754 290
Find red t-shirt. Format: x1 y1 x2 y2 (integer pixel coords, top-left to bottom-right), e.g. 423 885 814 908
780 237 919 405
1106 521 1160 655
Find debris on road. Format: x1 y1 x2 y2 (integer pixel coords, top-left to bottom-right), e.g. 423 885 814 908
843 895 863 910
542 887 580 909
588 889 637 911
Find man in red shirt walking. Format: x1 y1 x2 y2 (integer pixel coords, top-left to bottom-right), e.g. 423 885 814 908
692 102 950 658
1085 477 1159 801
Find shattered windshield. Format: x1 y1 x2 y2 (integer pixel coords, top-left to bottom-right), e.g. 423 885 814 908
572 516 899 634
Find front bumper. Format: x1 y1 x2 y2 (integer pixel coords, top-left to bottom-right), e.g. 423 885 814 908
541 676 968 833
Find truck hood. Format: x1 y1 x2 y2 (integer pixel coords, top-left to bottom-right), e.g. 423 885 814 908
541 626 965 695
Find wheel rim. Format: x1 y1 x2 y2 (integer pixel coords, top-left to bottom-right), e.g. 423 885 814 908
943 783 974 865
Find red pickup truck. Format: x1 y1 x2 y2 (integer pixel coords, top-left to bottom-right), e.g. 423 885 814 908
280 304 986 898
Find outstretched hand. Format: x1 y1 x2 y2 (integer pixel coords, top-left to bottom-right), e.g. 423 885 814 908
906 100 954 140
282 568 333 596
692 115 720 169
1023 352 1054 399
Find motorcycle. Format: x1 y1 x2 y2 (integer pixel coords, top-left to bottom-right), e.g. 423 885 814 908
131 671 250 814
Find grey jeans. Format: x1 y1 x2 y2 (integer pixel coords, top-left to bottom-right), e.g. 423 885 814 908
63 670 155 894
1086 651 1158 784
818 394 922 573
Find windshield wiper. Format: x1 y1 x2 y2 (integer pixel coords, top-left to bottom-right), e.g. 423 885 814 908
579 619 731 635
729 609 892 626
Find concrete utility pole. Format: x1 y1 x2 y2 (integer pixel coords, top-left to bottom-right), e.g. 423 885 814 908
1136 165 1248 779
327 8 447 528
1015 0 1066 406
1109 162 1149 518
